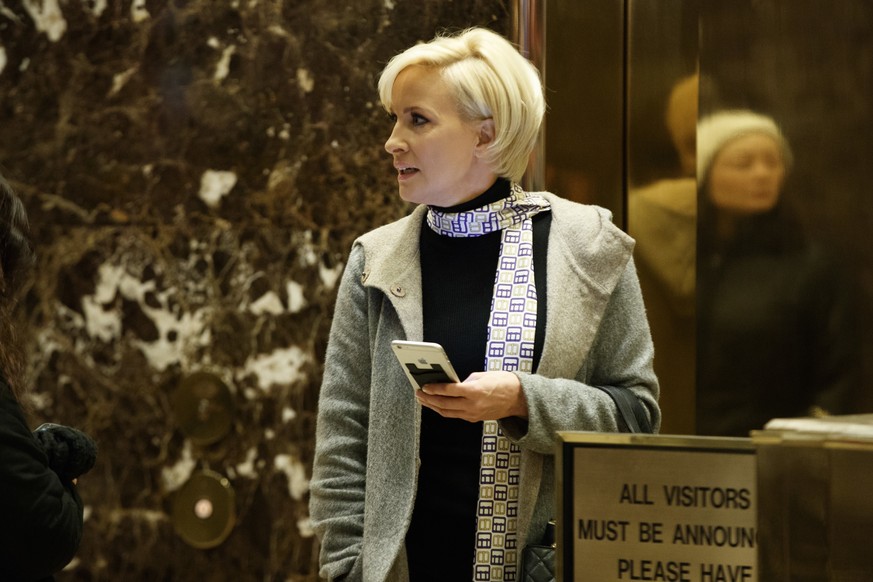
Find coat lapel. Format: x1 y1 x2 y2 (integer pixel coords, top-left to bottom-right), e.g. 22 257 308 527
357 205 427 341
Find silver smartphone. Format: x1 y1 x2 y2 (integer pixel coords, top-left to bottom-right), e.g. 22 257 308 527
390 340 460 391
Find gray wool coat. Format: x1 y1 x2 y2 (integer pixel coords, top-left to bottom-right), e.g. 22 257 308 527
309 192 660 582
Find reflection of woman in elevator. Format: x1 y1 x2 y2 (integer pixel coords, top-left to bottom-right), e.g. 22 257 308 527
695 111 858 436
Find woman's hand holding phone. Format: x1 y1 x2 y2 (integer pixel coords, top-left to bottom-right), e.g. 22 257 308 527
416 370 529 422
391 340 529 422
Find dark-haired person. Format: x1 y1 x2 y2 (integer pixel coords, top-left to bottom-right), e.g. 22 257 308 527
0 174 97 581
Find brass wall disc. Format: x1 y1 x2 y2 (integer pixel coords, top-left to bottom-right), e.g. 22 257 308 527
172 372 235 445
171 469 236 549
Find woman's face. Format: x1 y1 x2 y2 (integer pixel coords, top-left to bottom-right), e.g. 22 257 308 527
384 65 495 207
707 133 787 215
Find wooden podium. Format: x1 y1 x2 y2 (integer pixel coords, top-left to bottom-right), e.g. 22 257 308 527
753 414 873 581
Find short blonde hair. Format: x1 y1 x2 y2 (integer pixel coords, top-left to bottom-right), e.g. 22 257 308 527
378 27 545 183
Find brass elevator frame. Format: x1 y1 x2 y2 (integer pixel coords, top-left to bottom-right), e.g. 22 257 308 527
511 0 873 436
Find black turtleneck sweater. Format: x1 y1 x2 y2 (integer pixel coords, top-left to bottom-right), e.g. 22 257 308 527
405 178 551 581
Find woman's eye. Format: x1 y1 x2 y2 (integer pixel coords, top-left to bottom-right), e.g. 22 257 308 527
728 156 753 170
412 113 428 126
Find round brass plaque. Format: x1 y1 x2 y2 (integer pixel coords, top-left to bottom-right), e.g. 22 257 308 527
171 372 235 445
171 469 236 549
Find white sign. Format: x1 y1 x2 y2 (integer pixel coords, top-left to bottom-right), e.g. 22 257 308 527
566 439 756 582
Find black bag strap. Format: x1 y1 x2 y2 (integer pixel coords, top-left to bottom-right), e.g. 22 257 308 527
594 385 653 434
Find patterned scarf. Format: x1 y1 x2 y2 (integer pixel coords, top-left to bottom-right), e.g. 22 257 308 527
426 182 551 582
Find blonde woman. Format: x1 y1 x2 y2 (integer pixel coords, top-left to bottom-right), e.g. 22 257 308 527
309 27 659 582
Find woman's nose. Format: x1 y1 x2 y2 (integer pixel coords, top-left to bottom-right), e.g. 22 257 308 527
753 160 778 180
385 125 406 154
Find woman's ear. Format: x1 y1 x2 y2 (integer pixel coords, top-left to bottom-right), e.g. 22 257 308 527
475 118 496 152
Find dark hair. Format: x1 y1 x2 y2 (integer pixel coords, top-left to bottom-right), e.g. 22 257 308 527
0 174 36 400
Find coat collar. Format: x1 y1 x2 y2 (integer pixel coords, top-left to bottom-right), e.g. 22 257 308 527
354 194 635 368
356 204 428 341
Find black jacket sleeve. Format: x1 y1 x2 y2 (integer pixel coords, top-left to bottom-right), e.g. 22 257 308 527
0 380 84 581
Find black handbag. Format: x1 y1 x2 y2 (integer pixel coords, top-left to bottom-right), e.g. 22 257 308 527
520 386 653 581
520 519 556 582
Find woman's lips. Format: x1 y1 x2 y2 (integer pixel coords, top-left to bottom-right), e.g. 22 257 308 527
397 167 419 181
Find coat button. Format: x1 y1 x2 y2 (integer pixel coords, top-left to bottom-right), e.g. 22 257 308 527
390 285 405 297
360 271 369 284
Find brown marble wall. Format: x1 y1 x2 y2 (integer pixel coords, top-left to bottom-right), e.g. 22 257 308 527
0 1 509 580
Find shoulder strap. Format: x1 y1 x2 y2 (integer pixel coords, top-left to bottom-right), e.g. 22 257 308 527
594 385 654 433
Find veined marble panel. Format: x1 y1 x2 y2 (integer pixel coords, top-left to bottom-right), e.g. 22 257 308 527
0 1 509 579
